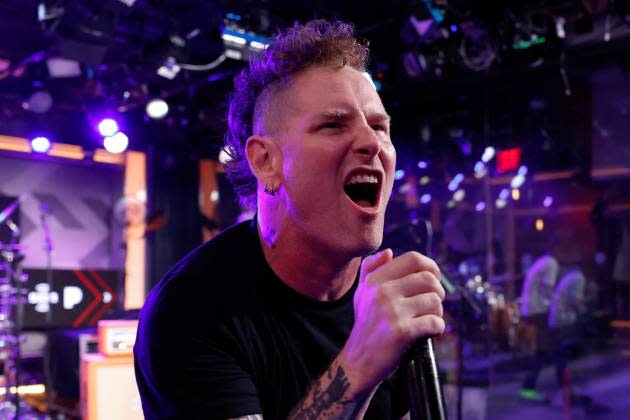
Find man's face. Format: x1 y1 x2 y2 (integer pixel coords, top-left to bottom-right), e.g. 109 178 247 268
271 65 396 259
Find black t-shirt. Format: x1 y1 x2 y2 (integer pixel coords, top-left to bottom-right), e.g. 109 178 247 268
134 218 407 419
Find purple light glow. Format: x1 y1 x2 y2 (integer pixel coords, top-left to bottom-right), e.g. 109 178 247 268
475 201 486 212
98 118 119 137
448 173 464 191
31 136 51 153
417 160 428 169
420 193 432 204
543 196 553 207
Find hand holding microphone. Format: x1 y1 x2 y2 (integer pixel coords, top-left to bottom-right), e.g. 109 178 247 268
339 248 446 400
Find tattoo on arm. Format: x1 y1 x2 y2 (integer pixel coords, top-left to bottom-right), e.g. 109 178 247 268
288 362 361 420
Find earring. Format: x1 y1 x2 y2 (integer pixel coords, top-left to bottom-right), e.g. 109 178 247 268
263 184 277 196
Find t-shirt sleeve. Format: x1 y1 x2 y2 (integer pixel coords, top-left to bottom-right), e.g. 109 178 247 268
134 285 261 419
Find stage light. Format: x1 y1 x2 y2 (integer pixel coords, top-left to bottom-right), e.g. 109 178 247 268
210 190 219 202
395 169 406 180
419 176 430 185
417 160 428 169
103 132 128 154
218 147 232 164
447 200 456 208
474 161 487 179
453 189 466 202
512 188 520 200
518 165 528 176
448 173 464 191
481 146 495 163
535 218 544 231
499 188 510 200
420 193 432 204
146 99 169 119
543 196 553 208
475 201 486 212
31 136 51 153
496 198 507 209
510 174 526 189
98 118 119 137
22 91 53 114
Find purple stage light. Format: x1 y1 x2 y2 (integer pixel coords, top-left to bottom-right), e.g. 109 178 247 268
448 173 464 191
417 160 428 169
420 193 432 204
103 131 129 154
31 136 51 153
98 118 119 137
543 196 553 207
475 201 486 212
394 169 406 180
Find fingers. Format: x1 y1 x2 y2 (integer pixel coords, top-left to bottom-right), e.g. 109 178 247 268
360 248 393 282
394 271 445 301
402 292 444 319
368 251 440 285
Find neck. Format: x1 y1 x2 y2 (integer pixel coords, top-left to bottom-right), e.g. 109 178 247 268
257 201 361 301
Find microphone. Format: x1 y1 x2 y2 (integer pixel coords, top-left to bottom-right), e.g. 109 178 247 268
405 338 447 420
401 219 448 420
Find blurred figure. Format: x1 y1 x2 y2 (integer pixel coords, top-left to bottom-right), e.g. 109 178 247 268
518 255 559 401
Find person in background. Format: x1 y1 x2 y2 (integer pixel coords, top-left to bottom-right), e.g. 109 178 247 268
134 20 445 419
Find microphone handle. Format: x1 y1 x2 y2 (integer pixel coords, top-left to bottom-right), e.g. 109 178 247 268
406 337 447 420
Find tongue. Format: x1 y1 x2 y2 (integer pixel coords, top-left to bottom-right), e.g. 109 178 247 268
356 199 372 208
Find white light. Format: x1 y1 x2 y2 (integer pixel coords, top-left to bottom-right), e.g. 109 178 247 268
103 132 129 154
510 173 525 189
218 147 232 164
395 169 406 180
98 118 119 137
481 146 496 163
250 41 269 50
453 189 466 202
495 198 507 208
518 165 528 176
210 190 220 202
222 33 247 45
156 57 181 80
31 136 51 153
146 99 169 119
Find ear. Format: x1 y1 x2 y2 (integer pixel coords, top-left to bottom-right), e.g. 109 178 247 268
245 135 282 184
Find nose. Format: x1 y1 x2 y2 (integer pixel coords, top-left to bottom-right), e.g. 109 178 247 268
352 124 382 159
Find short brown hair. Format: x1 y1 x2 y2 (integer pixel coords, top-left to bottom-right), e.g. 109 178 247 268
224 20 370 209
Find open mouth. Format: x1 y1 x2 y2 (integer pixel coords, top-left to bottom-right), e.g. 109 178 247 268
344 172 381 208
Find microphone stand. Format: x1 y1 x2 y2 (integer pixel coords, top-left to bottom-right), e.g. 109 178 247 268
40 207 55 416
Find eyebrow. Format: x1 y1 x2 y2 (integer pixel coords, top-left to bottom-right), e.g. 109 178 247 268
317 109 392 123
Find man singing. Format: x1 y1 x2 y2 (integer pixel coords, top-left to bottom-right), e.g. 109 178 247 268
134 20 445 419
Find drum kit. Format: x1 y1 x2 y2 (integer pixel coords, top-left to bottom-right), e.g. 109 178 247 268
0 196 42 419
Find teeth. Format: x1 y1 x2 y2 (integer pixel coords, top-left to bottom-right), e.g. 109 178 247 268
346 174 378 185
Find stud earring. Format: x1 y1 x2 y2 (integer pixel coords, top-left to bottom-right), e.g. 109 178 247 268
263 184 277 196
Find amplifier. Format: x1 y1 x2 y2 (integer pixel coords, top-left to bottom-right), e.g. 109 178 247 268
97 319 138 357
80 353 143 420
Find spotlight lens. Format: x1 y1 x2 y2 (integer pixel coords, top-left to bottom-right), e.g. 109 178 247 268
146 99 169 119
98 118 119 137
31 136 51 153
103 132 129 154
